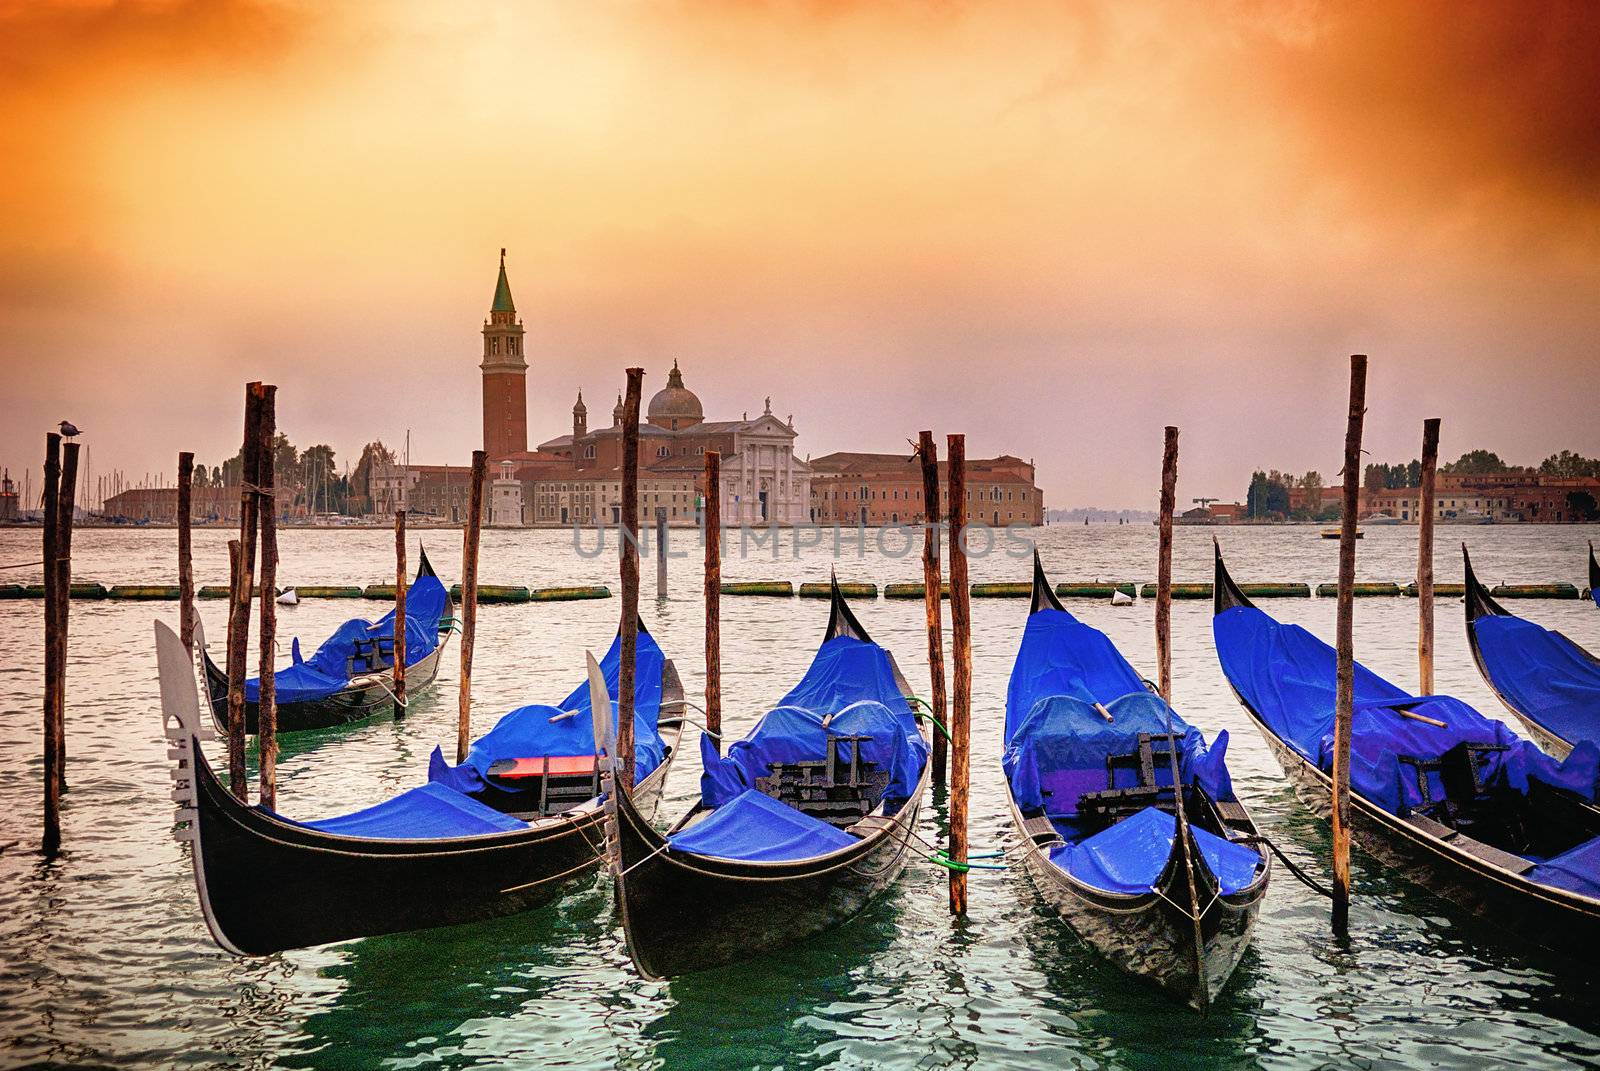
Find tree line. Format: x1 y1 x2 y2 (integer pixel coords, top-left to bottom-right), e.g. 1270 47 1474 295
1244 450 1600 521
189 438 397 516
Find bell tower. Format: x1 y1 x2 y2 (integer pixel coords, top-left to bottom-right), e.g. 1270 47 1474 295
481 248 528 461
573 390 587 439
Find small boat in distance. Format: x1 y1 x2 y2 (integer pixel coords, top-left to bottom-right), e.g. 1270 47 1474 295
1003 554 1268 1012
1360 513 1402 526
1321 527 1362 539
157 617 685 955
610 576 930 980
1213 542 1600 957
1463 546 1600 759
199 545 452 735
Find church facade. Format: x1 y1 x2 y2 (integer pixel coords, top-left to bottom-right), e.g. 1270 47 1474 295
373 251 811 527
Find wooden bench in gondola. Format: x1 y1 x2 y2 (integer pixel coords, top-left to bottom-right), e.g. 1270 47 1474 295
1075 732 1184 826
756 735 891 828
486 755 601 816
346 636 395 677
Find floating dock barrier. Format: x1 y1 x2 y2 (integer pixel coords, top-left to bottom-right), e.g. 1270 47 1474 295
1239 583 1311 599
1491 582 1580 600
969 582 1031 598
884 582 950 599
1138 583 1212 599
448 583 531 603
0 584 25 599
798 582 877 598
1054 582 1138 599
22 582 108 599
1405 582 1465 598
529 585 611 601
720 581 794 596
108 584 181 600
291 585 365 599
1315 582 1401 597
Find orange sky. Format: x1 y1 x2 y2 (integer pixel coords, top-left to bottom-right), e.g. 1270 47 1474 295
2 0 1597 506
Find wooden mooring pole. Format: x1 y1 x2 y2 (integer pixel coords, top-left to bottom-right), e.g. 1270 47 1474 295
177 452 196 654
54 440 78 793
1332 354 1368 937
1156 426 1178 703
225 383 265 801
946 433 971 915
41 433 62 855
456 450 487 763
703 451 722 753
917 431 948 784
394 510 407 720
256 385 279 810
1417 418 1441 695
618 368 644 793
655 507 668 599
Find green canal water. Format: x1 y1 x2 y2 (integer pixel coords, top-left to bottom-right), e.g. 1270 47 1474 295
2 524 1599 1069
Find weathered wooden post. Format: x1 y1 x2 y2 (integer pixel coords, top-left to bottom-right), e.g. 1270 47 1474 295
1332 354 1368 936
618 368 645 792
225 383 265 800
1156 426 1178 702
652 507 667 599
1417 417 1441 695
54 440 79 792
256 385 279 810
703 450 722 752
394 510 407 720
41 433 62 854
917 430 948 784
946 432 972 914
178 452 196 654
456 450 487 763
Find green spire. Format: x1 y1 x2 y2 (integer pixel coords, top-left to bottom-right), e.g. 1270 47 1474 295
491 247 515 313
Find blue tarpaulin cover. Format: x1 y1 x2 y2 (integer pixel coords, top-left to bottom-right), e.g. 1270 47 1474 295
668 789 858 862
1051 805 1263 896
1472 614 1600 747
1004 607 1257 896
1005 693 1234 815
292 782 526 839
1213 603 1600 816
698 636 928 809
676 634 927 863
1005 609 1148 745
1530 836 1600 900
244 572 449 704
429 630 667 805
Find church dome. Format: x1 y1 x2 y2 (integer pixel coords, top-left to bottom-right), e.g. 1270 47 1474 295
647 360 703 429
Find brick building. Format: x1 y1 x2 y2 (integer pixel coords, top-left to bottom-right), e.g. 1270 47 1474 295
1365 471 1600 523
807 453 1044 527
102 486 256 524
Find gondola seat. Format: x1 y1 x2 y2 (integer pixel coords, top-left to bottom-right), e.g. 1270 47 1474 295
667 789 859 863
291 782 529 840
1530 837 1600 899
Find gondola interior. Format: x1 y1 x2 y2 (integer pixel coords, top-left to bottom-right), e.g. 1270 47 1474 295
1215 548 1600 904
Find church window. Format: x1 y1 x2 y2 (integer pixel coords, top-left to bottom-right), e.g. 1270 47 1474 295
490 337 500 355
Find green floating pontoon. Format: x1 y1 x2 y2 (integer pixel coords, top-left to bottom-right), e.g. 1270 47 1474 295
720 581 794 596
799 582 877 599
884 582 951 599
1491 583 1580 600
1314 582 1401 597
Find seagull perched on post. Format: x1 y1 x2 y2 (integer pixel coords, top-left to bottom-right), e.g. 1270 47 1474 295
58 420 80 439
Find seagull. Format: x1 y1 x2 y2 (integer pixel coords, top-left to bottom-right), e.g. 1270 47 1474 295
58 420 80 439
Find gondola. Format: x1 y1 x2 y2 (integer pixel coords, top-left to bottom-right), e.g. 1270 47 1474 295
1464 546 1600 758
1002 553 1268 1012
199 544 453 735
1212 542 1600 956
610 576 931 979
157 616 685 955
1590 541 1599 609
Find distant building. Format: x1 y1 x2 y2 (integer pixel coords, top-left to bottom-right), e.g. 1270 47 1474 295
103 486 252 524
0 470 18 522
374 253 811 527
807 452 1044 527
1365 471 1600 523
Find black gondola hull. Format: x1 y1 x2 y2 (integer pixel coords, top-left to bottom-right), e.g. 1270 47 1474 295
1239 688 1600 954
613 760 928 980
183 719 681 955
1006 788 1263 1010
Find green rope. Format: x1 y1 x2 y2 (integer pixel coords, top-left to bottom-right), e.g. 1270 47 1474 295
927 852 1008 872
905 696 954 744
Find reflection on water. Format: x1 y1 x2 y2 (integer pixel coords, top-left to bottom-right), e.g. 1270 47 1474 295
1 524 1599 1067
